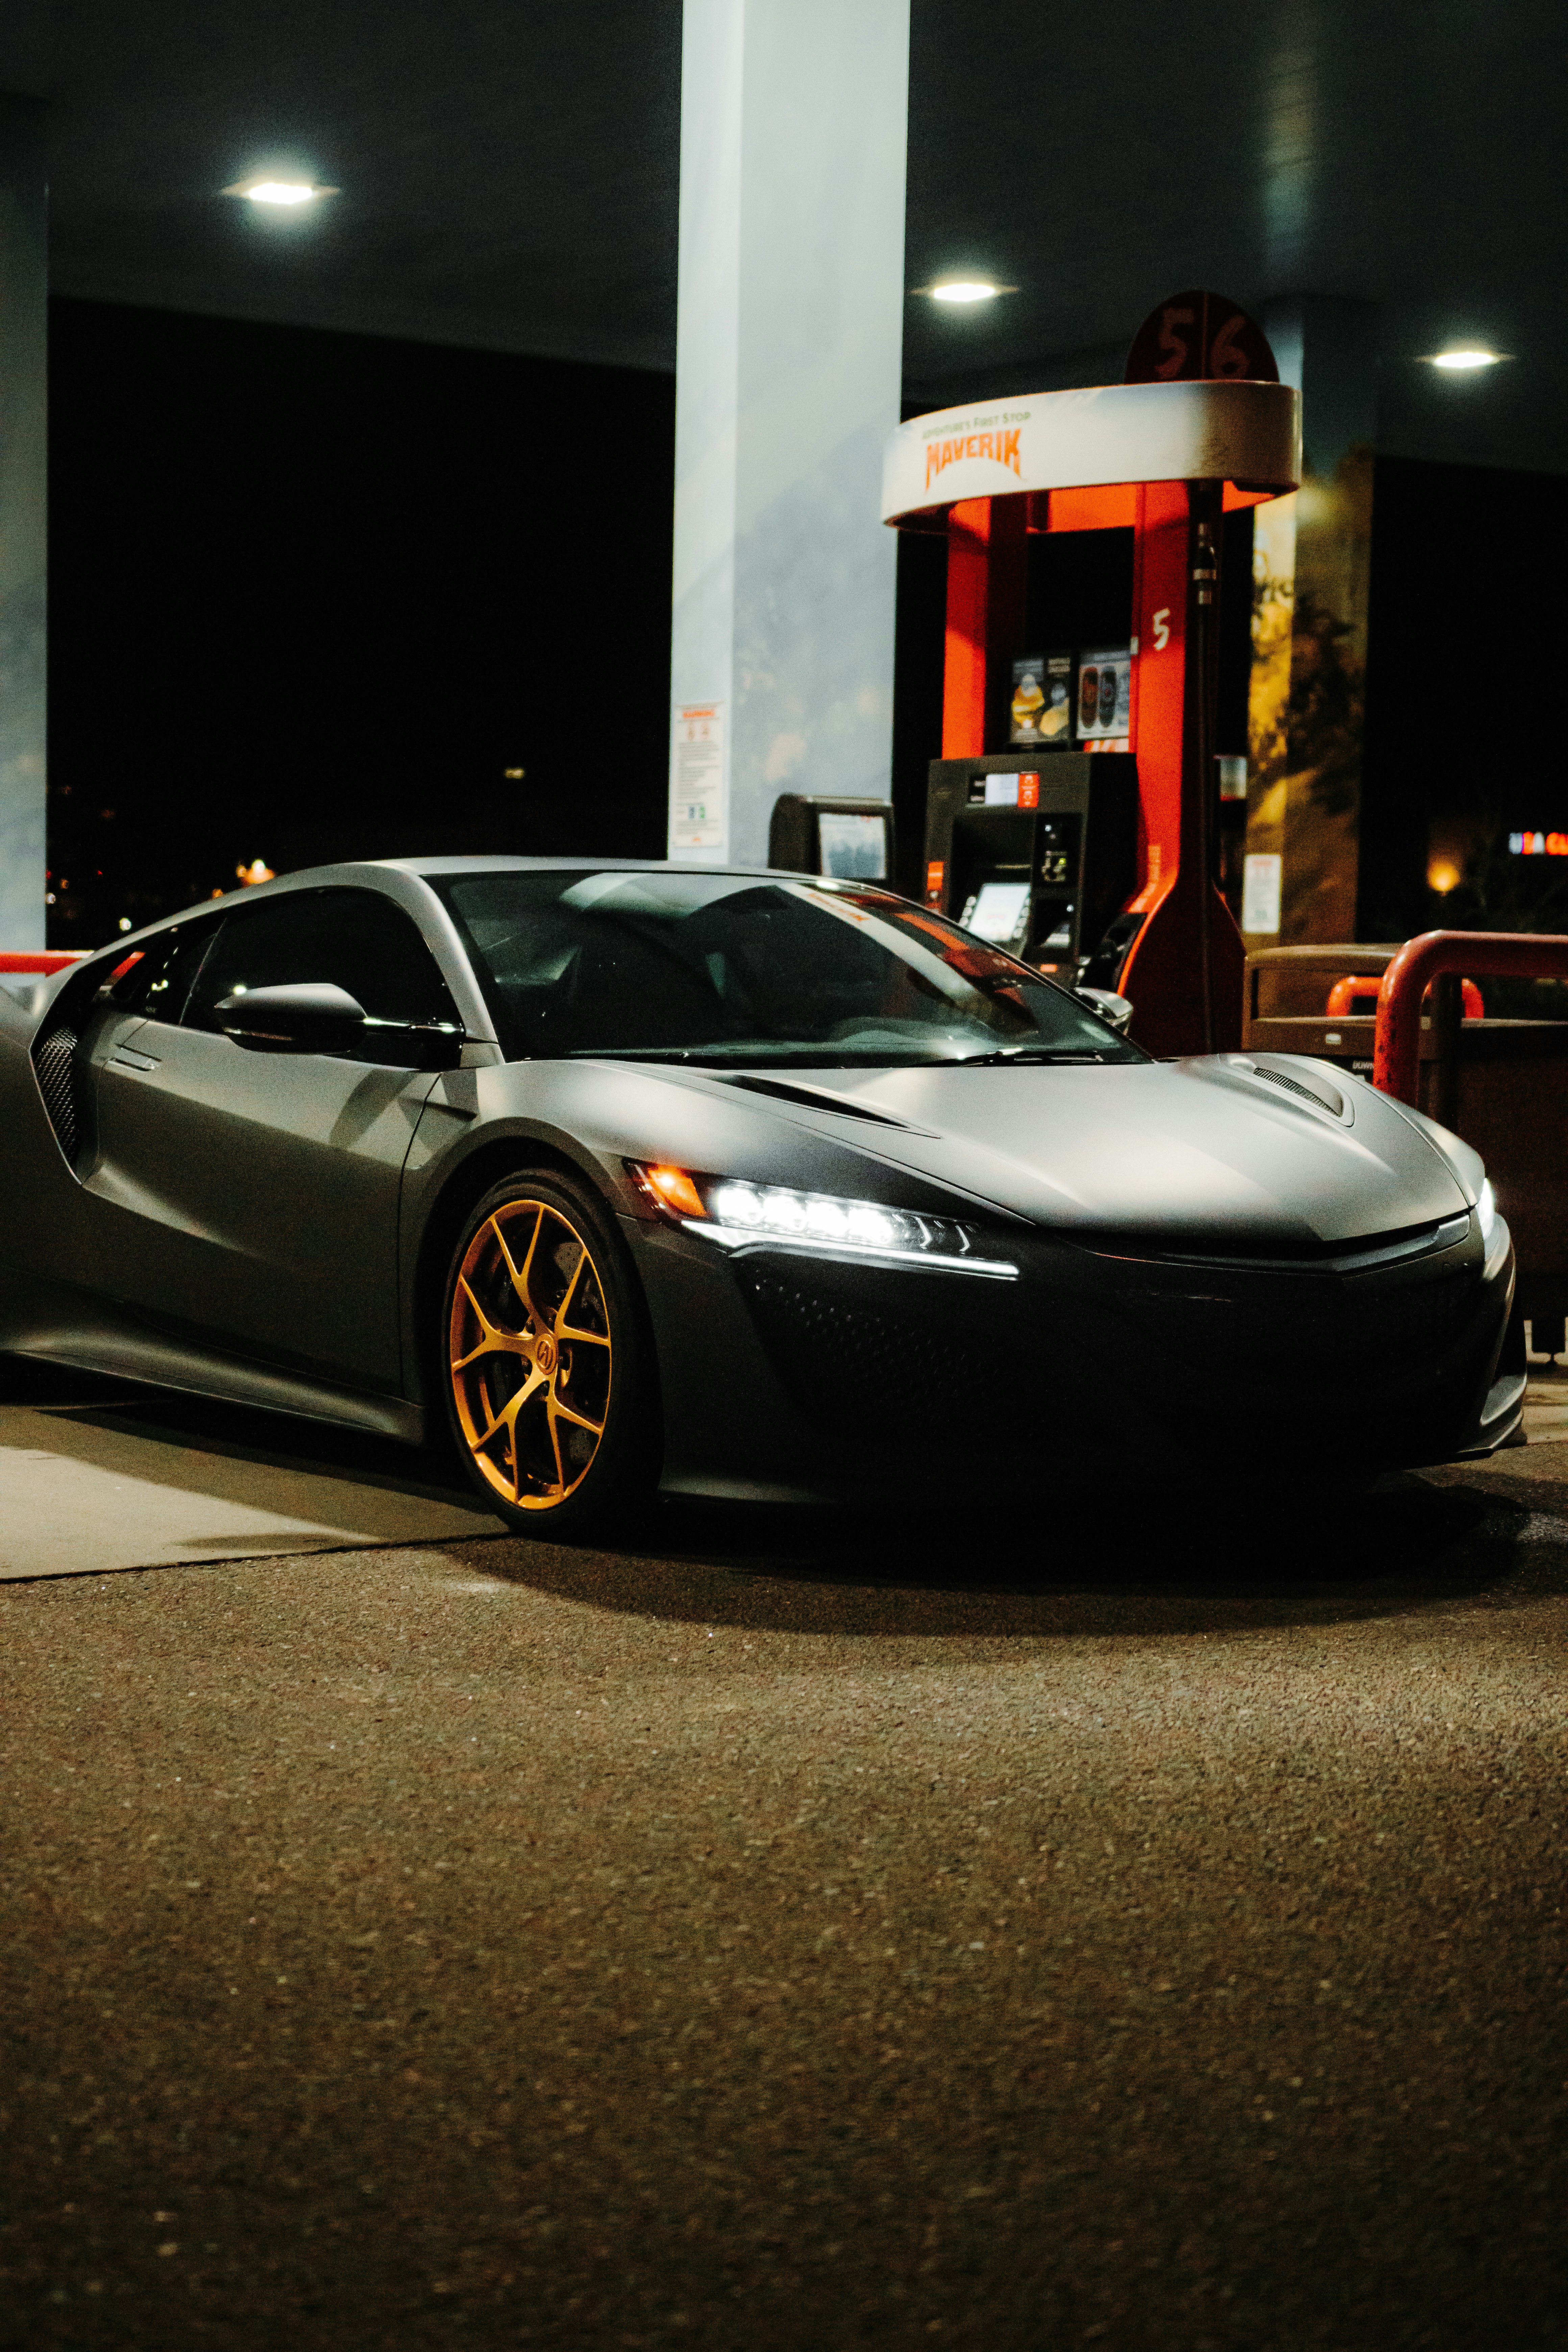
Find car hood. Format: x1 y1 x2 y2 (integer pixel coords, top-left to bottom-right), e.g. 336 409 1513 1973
639 1054 1476 1251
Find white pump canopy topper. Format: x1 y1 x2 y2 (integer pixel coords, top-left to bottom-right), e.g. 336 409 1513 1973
880 376 1301 529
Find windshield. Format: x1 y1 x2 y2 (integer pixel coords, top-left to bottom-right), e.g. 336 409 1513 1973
431 869 1146 1068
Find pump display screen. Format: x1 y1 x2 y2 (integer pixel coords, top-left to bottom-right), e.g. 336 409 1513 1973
816 812 888 880
964 881 1031 946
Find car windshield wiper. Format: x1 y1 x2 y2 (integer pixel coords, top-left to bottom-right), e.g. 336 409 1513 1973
556 1043 1125 1069
945 1047 1114 1066
560 1046 981 1068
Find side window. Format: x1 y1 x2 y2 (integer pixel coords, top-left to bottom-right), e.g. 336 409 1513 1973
109 917 225 1026
184 889 462 1065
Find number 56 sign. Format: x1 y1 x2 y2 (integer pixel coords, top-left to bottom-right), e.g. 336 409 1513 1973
1123 289 1278 387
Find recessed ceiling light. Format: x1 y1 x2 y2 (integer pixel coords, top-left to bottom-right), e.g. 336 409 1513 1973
929 280 1003 303
222 177 339 206
1427 346 1505 370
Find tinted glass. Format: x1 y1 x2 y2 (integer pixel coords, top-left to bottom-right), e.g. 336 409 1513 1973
184 888 461 1063
108 919 223 1025
433 868 1144 1068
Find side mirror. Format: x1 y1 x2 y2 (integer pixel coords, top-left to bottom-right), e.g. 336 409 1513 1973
215 981 367 1055
1075 985 1134 1034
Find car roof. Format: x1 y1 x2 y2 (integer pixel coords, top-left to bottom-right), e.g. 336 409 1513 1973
67 857 887 973
377 854 798 882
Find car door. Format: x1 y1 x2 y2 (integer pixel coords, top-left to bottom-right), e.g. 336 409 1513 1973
83 885 463 1392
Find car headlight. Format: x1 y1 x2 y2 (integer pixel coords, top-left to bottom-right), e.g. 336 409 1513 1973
1477 1178 1498 1249
630 1163 1018 1279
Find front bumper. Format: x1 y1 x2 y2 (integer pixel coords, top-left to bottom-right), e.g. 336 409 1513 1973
628 1207 1518 1504
1449 1365 1527 1459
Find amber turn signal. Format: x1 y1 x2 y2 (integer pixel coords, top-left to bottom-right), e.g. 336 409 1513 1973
641 1164 706 1219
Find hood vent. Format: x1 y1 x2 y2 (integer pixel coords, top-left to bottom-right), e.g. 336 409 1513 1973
1249 1062 1345 1118
717 1074 915 1129
1250 1063 1354 1115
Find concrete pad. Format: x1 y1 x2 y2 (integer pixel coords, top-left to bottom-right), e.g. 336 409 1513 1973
0 1399 506 1578
1523 1380 1568 1443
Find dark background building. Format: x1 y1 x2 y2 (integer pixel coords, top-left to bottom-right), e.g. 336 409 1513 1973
46 301 675 941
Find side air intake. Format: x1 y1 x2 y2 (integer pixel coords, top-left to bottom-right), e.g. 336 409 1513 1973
31 1022 81 1164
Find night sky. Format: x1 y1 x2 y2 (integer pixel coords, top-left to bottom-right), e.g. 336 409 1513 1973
46 298 675 944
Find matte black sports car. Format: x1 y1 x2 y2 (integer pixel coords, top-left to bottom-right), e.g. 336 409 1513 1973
0 859 1522 1529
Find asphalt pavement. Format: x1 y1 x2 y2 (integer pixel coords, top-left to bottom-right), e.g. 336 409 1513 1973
1 1388 1565 2352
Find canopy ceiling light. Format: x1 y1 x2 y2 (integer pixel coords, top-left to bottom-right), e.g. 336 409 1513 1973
925 279 1011 303
1426 346 1506 370
222 177 339 206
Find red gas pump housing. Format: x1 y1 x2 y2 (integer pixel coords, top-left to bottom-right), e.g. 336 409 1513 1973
881 297 1301 1057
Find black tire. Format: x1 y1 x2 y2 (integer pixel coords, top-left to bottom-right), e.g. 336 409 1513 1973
440 1170 660 1537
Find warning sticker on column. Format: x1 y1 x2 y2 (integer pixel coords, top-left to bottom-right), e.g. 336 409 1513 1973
670 703 727 854
1241 851 1282 934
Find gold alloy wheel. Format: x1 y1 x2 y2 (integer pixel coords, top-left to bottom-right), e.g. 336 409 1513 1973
448 1198 613 1511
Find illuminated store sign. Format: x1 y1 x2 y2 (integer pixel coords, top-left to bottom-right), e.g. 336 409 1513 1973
1508 831 1568 856
881 379 1301 525
925 425 1023 490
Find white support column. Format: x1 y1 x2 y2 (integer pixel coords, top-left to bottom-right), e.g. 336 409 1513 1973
669 0 910 865
0 97 46 946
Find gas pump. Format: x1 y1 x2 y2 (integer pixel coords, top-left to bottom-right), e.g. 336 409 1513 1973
767 793 895 882
880 294 1300 1056
921 752 1137 972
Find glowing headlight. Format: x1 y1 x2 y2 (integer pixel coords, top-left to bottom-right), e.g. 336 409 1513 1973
1477 1179 1498 1248
632 1165 1017 1279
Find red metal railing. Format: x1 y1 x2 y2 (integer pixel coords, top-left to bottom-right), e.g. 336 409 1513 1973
1373 930 1568 1104
1328 972 1484 1020
0 951 88 975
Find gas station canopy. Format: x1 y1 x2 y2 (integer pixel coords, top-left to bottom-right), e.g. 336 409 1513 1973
881 377 1301 531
